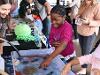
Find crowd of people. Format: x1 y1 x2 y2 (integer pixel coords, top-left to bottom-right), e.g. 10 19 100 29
0 0 100 75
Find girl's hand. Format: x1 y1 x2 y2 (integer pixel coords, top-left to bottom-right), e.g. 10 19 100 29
61 63 71 75
40 58 52 68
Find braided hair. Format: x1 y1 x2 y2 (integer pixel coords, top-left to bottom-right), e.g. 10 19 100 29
19 0 30 18
51 5 66 17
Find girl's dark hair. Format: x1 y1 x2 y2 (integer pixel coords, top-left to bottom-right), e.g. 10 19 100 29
51 5 66 17
0 0 12 5
19 0 30 18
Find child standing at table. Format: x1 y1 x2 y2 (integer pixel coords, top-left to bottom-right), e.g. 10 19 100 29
31 9 43 32
40 5 75 68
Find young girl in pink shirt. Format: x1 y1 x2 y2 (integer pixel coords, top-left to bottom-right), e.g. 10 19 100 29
40 5 75 68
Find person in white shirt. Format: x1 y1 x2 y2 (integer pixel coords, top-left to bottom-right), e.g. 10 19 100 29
68 0 81 39
69 0 81 19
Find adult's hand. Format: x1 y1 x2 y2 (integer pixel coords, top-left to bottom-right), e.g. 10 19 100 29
81 18 90 25
61 63 72 75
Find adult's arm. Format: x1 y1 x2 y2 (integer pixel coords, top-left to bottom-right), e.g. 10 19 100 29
69 0 77 7
89 4 100 27
38 0 52 15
